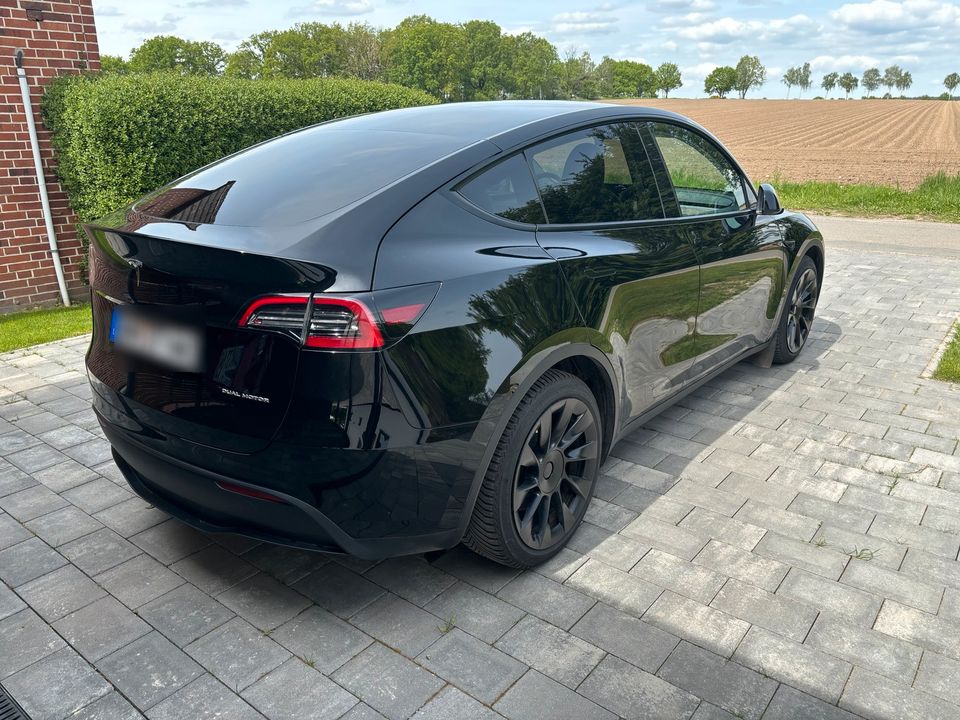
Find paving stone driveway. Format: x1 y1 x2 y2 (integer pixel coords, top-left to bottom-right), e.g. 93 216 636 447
3 244 960 720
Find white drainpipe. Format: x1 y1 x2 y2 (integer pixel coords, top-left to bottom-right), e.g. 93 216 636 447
14 49 70 306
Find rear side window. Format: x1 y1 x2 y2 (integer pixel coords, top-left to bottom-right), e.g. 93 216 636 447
526 123 663 224
458 154 546 224
650 123 748 216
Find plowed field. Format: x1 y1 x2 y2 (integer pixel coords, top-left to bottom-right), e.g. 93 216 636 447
609 99 960 188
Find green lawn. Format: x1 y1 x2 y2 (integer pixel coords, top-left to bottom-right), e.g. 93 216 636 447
774 172 960 224
0 304 92 353
935 324 960 383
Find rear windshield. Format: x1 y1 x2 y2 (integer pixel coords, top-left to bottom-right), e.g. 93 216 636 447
134 126 466 227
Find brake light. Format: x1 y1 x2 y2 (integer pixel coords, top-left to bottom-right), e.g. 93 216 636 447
238 283 439 351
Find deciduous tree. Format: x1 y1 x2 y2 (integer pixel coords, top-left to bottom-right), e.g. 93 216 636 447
861 67 881 95
945 72 960 100
821 71 839 97
838 72 859 98
654 62 682 98
704 66 737 98
734 55 766 99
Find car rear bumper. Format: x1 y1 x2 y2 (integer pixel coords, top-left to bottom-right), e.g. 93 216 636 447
98 410 479 560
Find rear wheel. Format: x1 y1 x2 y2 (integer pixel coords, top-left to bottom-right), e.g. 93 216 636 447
464 370 601 568
773 255 819 364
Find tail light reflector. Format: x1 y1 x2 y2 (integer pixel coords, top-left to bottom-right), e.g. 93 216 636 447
216 480 287 503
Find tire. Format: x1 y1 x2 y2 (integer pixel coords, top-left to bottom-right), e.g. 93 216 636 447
773 255 819 365
463 369 602 568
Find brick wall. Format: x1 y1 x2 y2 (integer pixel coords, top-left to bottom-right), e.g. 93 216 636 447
0 0 99 312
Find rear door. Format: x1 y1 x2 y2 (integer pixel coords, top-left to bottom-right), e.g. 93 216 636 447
647 121 787 372
528 122 702 421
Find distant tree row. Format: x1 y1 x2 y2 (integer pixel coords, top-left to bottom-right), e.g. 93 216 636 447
946 72 960 100
101 18 692 101
818 65 914 99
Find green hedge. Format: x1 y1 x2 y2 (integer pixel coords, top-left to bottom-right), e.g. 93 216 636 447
42 73 437 222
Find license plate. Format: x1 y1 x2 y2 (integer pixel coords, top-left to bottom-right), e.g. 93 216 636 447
110 306 204 373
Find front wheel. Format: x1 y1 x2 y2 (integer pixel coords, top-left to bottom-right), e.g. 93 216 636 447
773 255 819 364
464 370 601 568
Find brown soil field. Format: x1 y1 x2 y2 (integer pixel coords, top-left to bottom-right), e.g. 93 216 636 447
608 99 960 188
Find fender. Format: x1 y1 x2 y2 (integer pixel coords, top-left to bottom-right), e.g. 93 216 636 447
454 340 620 541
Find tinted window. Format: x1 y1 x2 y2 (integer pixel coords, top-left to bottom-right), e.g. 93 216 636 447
526 123 663 224
650 123 748 217
458 154 546 224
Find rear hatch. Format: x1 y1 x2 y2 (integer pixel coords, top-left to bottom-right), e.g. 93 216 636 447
86 226 334 453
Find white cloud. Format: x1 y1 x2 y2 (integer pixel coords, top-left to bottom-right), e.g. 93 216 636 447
550 10 618 35
94 4 124 16
183 0 248 7
290 0 374 17
682 61 718 84
123 13 181 33
650 0 715 11
831 0 960 34
676 14 818 43
809 54 881 71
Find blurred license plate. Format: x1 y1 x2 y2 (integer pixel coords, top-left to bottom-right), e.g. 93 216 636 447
110 307 204 373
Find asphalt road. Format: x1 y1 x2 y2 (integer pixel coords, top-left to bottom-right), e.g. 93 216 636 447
809 214 960 257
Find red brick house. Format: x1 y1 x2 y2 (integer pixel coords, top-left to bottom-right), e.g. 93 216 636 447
0 0 99 312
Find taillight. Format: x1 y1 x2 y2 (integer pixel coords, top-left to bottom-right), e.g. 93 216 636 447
238 283 439 351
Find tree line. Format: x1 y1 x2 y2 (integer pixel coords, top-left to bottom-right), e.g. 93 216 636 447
102 16 771 101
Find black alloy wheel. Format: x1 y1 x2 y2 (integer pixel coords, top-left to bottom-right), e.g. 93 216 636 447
774 255 819 364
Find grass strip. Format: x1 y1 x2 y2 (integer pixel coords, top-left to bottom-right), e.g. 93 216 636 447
0 304 91 353
934 324 960 383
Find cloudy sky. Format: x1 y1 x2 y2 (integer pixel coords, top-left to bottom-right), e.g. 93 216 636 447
92 0 960 97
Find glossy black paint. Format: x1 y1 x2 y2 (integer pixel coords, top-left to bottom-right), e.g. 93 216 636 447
86 101 824 559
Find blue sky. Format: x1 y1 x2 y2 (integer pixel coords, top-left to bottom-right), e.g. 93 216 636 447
92 0 960 97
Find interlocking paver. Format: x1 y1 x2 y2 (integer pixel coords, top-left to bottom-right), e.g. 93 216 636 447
7 246 960 719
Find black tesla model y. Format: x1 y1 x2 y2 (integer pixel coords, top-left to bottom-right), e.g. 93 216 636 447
86 101 823 567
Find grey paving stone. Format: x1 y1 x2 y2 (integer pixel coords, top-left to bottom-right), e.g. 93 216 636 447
17 565 106 622
778 568 882 625
53 595 152 662
495 615 603 689
364 555 457 607
419 627 526 704
644 590 749 658
147 674 264 720
578 655 699 720
678 508 766 551
94 497 168 537
338 704 387 720
736 501 821 542
533 546 588 583
565 559 663 617
130 519 211 565
584 496 637 531
411 686 501 720
901 547 960 590
0 466 35 500
350 593 443 657
571 602 679 672
241 542 329 584
138 583 235 647
214 572 311 632
271 606 372 674
170 544 258 595
621 515 708 560
242 657 357 720
332 643 444 720
60 528 140 576
787 493 875 533
32 459 99 493
939 587 960 624
25 504 103 547
62 438 114 467
0 510 30 550
0 536 67 586
5 443 68 474
425 581 525 644
431 546 520 594
913 650 960 707
762 684 862 720
693 539 787 592
99 631 204 710
3 647 111 720
840 667 959 720
870 514 960 559
69 692 142 720
665 478 745 516
711 578 817 643
566 521 650 570
874 600 960 661
657 641 777 720
0 608 67 679
733 626 852 704
0 484 69 521
185 617 290 692
497 570 594 630
96 553 185 609
629 548 727 604
754 532 848 580
12 410 68 435
0 581 25 621
841 560 943 614
494 669 614 720
292 562 384 619
807 614 922 682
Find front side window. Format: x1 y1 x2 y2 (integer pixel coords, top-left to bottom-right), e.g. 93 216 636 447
526 123 663 224
650 123 748 217
457 154 546 224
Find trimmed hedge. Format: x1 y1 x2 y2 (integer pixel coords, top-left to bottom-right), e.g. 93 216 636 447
42 73 437 222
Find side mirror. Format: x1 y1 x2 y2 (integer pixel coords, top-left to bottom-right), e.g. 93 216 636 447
758 183 783 215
